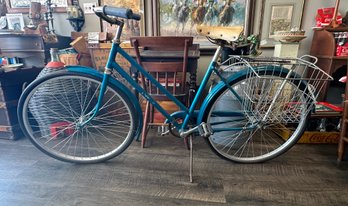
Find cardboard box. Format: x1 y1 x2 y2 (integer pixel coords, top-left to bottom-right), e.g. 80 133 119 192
316 7 342 27
336 43 348 56
70 36 89 54
79 54 93 67
59 53 92 67
59 53 79 65
89 42 134 72
277 125 339 144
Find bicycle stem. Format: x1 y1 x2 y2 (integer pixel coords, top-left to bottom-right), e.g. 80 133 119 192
80 21 125 127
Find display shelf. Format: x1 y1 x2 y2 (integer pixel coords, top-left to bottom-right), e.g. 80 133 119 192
310 27 348 101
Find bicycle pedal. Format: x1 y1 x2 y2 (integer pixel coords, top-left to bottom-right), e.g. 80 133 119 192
198 123 213 137
159 125 170 136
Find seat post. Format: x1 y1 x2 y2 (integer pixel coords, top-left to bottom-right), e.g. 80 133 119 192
113 21 124 44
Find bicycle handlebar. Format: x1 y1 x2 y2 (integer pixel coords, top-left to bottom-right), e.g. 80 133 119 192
93 6 141 21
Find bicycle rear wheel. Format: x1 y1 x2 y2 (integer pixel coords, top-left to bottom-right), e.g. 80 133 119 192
203 70 310 163
18 71 136 163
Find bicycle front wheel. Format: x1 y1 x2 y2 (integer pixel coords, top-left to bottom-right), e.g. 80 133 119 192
18 71 136 163
203 70 310 163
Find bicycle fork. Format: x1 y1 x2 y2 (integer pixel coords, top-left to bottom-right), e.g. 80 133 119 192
78 70 111 128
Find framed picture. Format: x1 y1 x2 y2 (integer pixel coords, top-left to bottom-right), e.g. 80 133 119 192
5 0 69 13
154 0 254 49
101 0 145 41
259 0 305 48
6 13 24 31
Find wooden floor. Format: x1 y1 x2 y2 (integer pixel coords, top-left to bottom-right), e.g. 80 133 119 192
1 131 348 206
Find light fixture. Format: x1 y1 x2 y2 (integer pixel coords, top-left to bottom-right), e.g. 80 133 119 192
66 0 85 32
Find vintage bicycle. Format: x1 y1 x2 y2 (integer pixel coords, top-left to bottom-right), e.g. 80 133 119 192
17 6 332 166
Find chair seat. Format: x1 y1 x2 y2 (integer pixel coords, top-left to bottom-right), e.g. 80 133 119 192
150 93 187 102
196 25 243 42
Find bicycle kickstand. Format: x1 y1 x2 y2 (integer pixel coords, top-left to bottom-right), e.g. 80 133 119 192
189 134 193 183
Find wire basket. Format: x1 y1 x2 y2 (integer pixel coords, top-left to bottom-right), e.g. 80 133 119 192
218 55 333 123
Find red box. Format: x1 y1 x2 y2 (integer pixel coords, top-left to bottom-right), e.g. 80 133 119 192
316 7 342 27
336 43 348 56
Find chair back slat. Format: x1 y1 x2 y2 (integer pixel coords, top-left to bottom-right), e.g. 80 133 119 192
130 36 193 100
142 62 184 72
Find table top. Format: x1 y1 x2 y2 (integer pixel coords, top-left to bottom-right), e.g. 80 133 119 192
131 44 200 59
138 50 200 59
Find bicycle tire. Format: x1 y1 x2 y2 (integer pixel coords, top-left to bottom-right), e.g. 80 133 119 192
18 71 136 163
202 69 310 163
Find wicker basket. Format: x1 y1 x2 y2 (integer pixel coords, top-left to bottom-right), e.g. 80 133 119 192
59 53 79 65
89 42 134 72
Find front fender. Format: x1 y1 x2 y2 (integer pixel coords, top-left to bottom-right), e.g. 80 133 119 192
66 66 143 140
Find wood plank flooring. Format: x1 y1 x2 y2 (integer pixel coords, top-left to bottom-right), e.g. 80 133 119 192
1 131 348 206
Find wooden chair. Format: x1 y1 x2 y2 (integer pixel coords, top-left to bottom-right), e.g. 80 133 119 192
130 36 193 148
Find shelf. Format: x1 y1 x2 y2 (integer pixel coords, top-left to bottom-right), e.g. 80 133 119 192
310 28 348 101
66 17 85 21
315 55 348 60
313 26 348 32
0 49 44 53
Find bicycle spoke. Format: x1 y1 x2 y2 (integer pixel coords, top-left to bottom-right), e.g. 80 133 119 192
206 72 309 163
21 74 135 163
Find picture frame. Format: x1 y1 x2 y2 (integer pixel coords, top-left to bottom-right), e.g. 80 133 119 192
100 0 145 41
259 0 305 48
154 0 254 50
5 0 69 13
6 13 24 31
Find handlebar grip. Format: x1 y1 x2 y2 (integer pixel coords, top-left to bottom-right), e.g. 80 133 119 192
94 6 141 21
103 6 133 19
131 13 141 21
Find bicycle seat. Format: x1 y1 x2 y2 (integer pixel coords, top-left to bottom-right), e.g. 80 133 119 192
196 25 243 43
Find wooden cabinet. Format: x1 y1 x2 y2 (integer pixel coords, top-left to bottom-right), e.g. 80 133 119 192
0 33 71 139
0 34 44 139
0 68 41 139
310 27 348 101
0 33 71 68
0 33 46 68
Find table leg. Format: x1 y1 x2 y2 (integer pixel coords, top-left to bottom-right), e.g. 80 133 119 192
189 71 197 105
130 66 139 99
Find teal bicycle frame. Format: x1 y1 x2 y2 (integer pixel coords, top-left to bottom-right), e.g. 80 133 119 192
90 42 223 133
72 18 250 137
18 6 326 166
